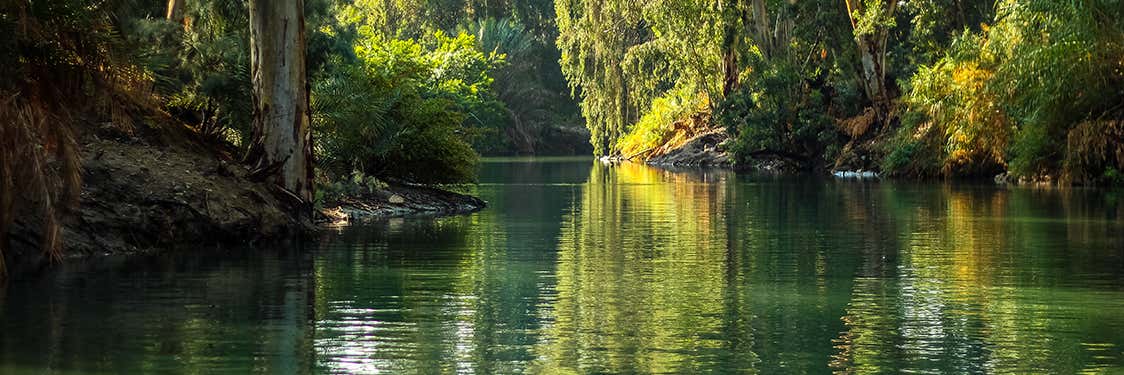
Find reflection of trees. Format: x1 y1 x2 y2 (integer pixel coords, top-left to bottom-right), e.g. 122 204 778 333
7 161 1122 373
533 162 738 373
314 159 593 373
729 177 864 373
0 247 316 373
313 218 481 373
831 184 1124 374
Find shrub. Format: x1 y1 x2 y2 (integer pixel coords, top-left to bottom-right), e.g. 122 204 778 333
898 0 1124 180
313 32 493 184
615 88 707 159
716 61 837 169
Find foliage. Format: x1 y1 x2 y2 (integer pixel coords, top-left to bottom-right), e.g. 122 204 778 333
616 89 708 159
313 31 494 184
342 0 586 156
901 0 995 66
459 17 585 155
555 0 730 155
718 60 839 169
315 170 390 207
896 0 1124 181
901 32 1008 176
555 0 648 155
879 112 943 176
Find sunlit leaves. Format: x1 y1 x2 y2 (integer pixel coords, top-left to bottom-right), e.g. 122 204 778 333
898 0 1124 181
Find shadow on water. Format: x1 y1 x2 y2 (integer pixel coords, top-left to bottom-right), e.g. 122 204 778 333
1 158 1122 373
0 244 316 374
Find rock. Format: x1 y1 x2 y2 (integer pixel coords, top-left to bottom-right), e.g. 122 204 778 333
832 170 880 179
318 183 486 224
994 172 1009 185
646 130 732 168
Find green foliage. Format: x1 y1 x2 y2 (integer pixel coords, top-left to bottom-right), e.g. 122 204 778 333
128 0 349 146
879 112 943 176
615 89 707 158
555 0 649 154
556 0 730 155
901 32 1008 175
902 0 995 66
849 0 897 38
313 31 493 184
459 17 587 155
315 171 391 208
339 0 586 156
896 0 1124 181
717 61 839 169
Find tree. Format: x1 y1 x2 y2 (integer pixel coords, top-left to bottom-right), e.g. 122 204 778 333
845 0 897 125
245 0 314 208
555 0 648 155
166 0 184 22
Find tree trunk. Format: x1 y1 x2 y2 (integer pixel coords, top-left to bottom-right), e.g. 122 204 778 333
166 0 184 22
246 0 314 209
856 37 888 114
844 0 896 127
750 0 772 58
720 0 741 97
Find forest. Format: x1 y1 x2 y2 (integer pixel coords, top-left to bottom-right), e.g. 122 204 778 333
560 0 1123 184
1 0 1123 272
1 1 1123 372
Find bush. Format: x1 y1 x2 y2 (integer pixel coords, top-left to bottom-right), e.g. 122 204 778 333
313 32 494 184
898 0 1124 180
880 112 943 176
716 61 837 169
615 88 707 159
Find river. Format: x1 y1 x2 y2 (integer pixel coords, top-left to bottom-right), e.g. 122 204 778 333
2 157 1123 373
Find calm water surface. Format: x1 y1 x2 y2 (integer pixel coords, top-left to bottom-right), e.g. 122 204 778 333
3 158 1124 374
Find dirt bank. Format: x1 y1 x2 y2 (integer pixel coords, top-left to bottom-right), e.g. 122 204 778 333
646 129 733 168
5 117 484 277
319 184 485 224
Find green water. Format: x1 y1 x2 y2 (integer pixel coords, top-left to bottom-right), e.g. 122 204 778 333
2 158 1124 374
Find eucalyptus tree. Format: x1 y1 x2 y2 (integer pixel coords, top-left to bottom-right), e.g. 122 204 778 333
246 0 315 206
844 0 897 126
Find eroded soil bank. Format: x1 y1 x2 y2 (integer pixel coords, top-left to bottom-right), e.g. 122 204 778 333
5 119 484 278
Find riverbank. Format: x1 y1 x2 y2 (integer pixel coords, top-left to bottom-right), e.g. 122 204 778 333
319 183 486 225
4 117 485 278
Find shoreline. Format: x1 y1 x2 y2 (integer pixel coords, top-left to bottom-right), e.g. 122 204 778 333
318 183 486 225
3 119 486 279
622 129 1103 187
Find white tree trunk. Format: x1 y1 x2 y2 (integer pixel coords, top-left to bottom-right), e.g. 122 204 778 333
166 0 183 22
247 0 314 206
845 0 896 127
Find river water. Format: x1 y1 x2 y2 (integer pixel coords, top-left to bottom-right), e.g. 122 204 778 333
2 158 1123 374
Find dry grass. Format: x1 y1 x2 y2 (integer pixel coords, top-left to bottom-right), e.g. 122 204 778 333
0 0 155 279
0 95 82 278
1064 117 1124 184
837 108 876 139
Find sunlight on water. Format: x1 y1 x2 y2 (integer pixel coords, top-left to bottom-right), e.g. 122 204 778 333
1 158 1122 373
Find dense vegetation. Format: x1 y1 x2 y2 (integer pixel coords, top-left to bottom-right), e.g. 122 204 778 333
557 0 1124 184
2 0 1122 276
0 0 589 275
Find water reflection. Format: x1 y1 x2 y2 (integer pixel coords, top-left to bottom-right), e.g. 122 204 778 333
1 159 1122 373
0 246 315 373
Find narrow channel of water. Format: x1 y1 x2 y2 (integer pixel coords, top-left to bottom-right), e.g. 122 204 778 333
2 157 1122 373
